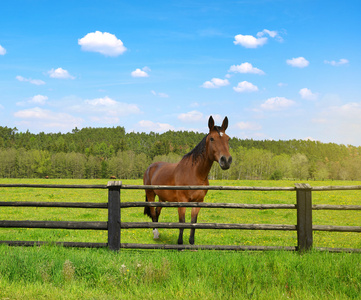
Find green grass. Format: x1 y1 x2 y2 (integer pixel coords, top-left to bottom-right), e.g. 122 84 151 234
0 179 360 299
0 245 360 299
0 178 361 249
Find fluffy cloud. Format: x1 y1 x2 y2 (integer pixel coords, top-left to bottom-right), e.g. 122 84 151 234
83 96 140 115
136 120 175 133
131 67 150 78
233 34 267 48
228 63 265 75
68 96 141 124
286 57 309 68
233 81 258 93
236 121 262 130
314 101 361 145
30 95 48 105
178 111 203 122
78 31 127 56
260 97 295 110
14 107 83 131
299 88 318 100
201 78 230 89
0 45 7 55
16 75 45 85
233 29 282 48
48 68 75 79
324 58 349 66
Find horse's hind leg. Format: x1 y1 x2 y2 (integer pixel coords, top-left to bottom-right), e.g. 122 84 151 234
177 207 186 245
189 207 201 245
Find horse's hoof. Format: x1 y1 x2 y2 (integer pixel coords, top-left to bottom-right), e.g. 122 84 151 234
153 229 160 239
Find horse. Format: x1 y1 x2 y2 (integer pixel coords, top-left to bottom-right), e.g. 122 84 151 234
143 116 232 245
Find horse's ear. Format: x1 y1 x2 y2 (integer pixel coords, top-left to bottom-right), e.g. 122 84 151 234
208 116 215 131
222 117 228 131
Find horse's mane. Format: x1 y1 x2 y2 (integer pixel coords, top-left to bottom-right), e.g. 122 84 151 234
182 126 222 165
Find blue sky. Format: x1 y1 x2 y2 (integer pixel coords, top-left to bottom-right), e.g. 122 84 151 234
1 0 361 146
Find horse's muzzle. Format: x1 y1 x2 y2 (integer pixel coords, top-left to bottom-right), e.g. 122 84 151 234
219 155 232 170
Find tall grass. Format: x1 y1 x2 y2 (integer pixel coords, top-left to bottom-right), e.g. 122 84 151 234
0 245 360 299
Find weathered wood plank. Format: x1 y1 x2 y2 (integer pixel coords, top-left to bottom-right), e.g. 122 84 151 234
312 185 361 191
120 202 296 209
312 204 361 210
0 201 107 208
107 181 121 251
0 184 107 189
121 184 296 191
121 222 296 231
313 225 361 232
295 183 313 251
121 243 297 251
0 240 107 248
0 220 107 230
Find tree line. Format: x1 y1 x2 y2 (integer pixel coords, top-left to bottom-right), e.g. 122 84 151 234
1 126 361 180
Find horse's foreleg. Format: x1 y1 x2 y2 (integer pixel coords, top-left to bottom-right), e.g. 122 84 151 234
152 206 162 239
189 207 201 245
177 207 186 245
145 191 161 239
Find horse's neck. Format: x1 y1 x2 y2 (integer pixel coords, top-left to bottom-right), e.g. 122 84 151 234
180 155 213 183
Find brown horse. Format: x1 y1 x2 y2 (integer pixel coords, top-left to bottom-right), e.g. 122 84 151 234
143 116 232 245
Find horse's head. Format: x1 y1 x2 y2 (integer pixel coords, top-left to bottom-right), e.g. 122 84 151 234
207 116 232 170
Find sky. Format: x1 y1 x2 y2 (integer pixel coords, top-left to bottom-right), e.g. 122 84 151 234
1 0 361 146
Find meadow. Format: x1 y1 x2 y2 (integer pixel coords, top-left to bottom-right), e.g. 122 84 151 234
0 179 360 299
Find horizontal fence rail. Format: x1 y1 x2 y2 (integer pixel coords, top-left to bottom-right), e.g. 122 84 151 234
0 181 360 252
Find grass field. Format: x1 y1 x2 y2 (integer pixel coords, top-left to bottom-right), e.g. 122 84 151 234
0 179 360 299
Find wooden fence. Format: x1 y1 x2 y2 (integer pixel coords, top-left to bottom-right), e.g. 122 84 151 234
0 181 360 252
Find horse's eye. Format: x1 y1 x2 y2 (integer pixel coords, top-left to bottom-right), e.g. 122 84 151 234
210 137 214 142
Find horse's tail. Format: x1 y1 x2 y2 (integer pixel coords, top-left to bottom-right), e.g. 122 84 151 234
144 195 152 218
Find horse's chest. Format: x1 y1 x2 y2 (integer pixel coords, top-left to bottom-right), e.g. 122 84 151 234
180 189 207 202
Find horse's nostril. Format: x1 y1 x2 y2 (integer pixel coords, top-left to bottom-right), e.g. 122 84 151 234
219 156 232 170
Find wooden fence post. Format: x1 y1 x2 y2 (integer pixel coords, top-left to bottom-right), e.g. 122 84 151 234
107 181 121 251
295 183 313 251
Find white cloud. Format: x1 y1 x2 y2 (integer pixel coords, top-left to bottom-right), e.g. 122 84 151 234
14 107 83 131
137 120 175 133
299 88 318 100
233 81 258 93
236 121 262 130
78 31 127 56
0 45 6 55
286 57 309 68
201 78 230 89
233 34 267 48
151 90 169 98
16 75 45 85
71 96 141 122
260 97 295 111
48 68 75 79
314 101 361 145
324 58 349 66
178 111 204 122
30 95 48 105
234 29 282 48
85 96 117 106
131 67 150 78
228 62 265 75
